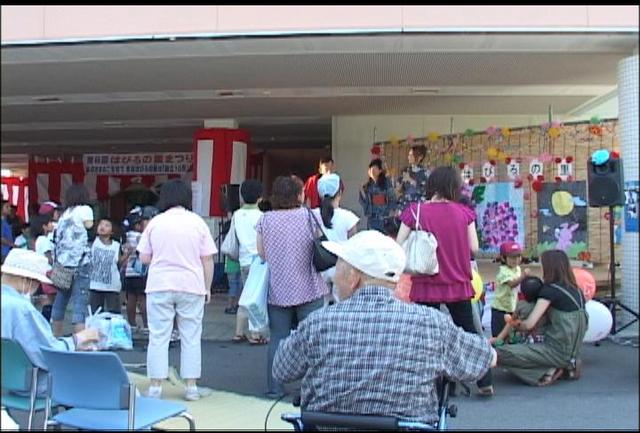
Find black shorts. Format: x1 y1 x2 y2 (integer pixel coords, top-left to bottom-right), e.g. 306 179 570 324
124 277 145 295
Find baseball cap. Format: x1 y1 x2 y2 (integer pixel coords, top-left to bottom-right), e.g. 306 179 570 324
38 201 59 215
500 241 522 256
317 173 341 199
322 230 406 283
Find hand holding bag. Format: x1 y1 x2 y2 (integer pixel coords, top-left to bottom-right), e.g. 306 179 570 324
220 215 240 261
238 257 270 332
402 203 439 275
306 207 338 272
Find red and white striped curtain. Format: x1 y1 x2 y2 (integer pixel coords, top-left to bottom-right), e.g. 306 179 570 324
28 156 185 208
1 176 29 222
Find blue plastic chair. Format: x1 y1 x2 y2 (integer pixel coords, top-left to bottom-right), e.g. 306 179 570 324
41 348 195 430
1 338 54 430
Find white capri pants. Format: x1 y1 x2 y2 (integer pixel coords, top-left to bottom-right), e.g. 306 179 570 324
146 291 205 380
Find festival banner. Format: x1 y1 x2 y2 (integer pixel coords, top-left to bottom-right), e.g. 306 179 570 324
83 153 192 175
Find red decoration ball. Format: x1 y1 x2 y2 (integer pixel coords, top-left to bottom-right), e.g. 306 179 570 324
532 180 543 192
538 175 545 182
480 177 487 183
489 159 496 166
611 151 620 159
555 176 562 183
555 157 562 164
458 162 466 169
566 156 573 163
505 157 512 164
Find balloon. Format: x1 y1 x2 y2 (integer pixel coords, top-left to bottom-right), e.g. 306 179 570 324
573 268 596 301
471 270 483 302
583 300 612 343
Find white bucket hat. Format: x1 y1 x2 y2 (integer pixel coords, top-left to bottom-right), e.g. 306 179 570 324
1 249 52 284
322 230 406 283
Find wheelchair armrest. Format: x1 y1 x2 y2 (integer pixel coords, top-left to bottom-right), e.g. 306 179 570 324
302 411 399 430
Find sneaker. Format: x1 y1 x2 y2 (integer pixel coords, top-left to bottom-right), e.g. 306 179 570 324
184 386 200 401
147 385 162 399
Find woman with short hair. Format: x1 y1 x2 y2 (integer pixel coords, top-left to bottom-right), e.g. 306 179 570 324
137 179 217 401
257 175 329 398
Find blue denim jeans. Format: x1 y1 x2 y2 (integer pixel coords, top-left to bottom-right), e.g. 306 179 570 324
267 298 324 395
51 264 91 325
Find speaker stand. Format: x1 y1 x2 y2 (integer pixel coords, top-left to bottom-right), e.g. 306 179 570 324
596 206 639 334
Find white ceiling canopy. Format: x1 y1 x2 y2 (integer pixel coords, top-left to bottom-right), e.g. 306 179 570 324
1 32 638 156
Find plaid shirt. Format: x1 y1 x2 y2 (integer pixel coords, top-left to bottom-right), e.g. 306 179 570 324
273 285 493 423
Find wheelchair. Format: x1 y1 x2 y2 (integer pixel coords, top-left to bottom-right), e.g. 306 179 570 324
281 377 457 431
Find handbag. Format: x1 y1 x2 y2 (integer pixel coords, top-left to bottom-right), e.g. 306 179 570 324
306 207 338 272
402 203 439 275
220 215 240 261
49 228 86 291
238 257 270 332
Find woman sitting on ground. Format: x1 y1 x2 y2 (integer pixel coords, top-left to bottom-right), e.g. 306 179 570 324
495 249 588 386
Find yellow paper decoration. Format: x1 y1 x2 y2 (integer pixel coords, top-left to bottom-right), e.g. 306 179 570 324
389 135 399 146
487 146 499 158
427 132 440 142
497 151 507 160
443 153 453 164
501 127 511 138
548 127 562 139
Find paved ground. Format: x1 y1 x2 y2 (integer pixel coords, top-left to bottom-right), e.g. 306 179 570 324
16 294 639 430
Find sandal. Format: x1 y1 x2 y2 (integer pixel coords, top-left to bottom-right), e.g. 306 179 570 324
538 368 564 386
248 336 268 345
562 359 582 381
232 335 247 343
477 385 494 397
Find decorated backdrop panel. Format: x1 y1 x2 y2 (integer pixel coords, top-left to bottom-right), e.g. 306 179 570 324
380 119 621 264
472 182 525 254
536 181 588 259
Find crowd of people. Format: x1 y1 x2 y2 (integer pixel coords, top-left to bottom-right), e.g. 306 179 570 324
1 150 589 424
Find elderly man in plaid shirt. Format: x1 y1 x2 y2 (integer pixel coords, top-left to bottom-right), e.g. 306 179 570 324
273 230 496 424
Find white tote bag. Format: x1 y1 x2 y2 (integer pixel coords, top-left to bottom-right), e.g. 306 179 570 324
238 257 270 332
402 203 439 275
220 215 240 261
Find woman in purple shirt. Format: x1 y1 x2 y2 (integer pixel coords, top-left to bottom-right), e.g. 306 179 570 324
395 166 494 396
257 175 328 398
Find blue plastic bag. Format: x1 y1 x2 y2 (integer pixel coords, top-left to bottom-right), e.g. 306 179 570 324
238 258 270 332
86 312 133 350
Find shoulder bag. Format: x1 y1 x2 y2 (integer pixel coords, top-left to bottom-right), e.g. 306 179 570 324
402 203 439 275
306 207 338 272
220 214 240 261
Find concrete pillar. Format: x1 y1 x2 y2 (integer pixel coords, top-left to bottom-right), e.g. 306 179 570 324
617 55 639 335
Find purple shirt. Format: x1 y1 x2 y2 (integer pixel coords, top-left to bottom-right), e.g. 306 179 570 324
400 202 475 303
256 207 328 307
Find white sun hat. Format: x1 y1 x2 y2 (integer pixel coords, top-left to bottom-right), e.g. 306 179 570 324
1 249 52 284
322 230 406 283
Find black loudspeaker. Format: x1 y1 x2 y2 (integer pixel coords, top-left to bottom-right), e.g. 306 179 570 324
587 157 625 207
220 184 241 213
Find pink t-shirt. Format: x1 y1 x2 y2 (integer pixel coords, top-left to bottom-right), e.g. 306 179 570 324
400 201 475 303
137 207 217 296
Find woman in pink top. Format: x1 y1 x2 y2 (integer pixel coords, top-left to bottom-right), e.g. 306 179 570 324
137 180 217 402
257 175 328 398
395 166 494 396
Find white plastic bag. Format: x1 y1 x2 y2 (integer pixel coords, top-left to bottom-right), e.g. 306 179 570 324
238 258 270 332
402 203 439 275
85 312 133 350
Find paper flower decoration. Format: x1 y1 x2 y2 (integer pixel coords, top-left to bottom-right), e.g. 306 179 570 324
548 126 562 139
406 134 415 145
464 128 475 138
590 116 601 125
539 152 553 163
487 146 499 158
589 125 603 136
531 180 544 193
427 132 440 142
611 151 620 159
371 145 382 156
389 135 399 146
501 127 511 138
452 154 462 164
591 149 610 166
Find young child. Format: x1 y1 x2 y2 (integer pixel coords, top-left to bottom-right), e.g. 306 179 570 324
490 276 547 346
89 218 126 314
14 222 33 250
491 241 530 337
31 213 57 321
122 207 147 332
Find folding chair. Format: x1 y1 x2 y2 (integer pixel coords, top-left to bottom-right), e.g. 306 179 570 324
1 338 54 430
41 348 195 430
